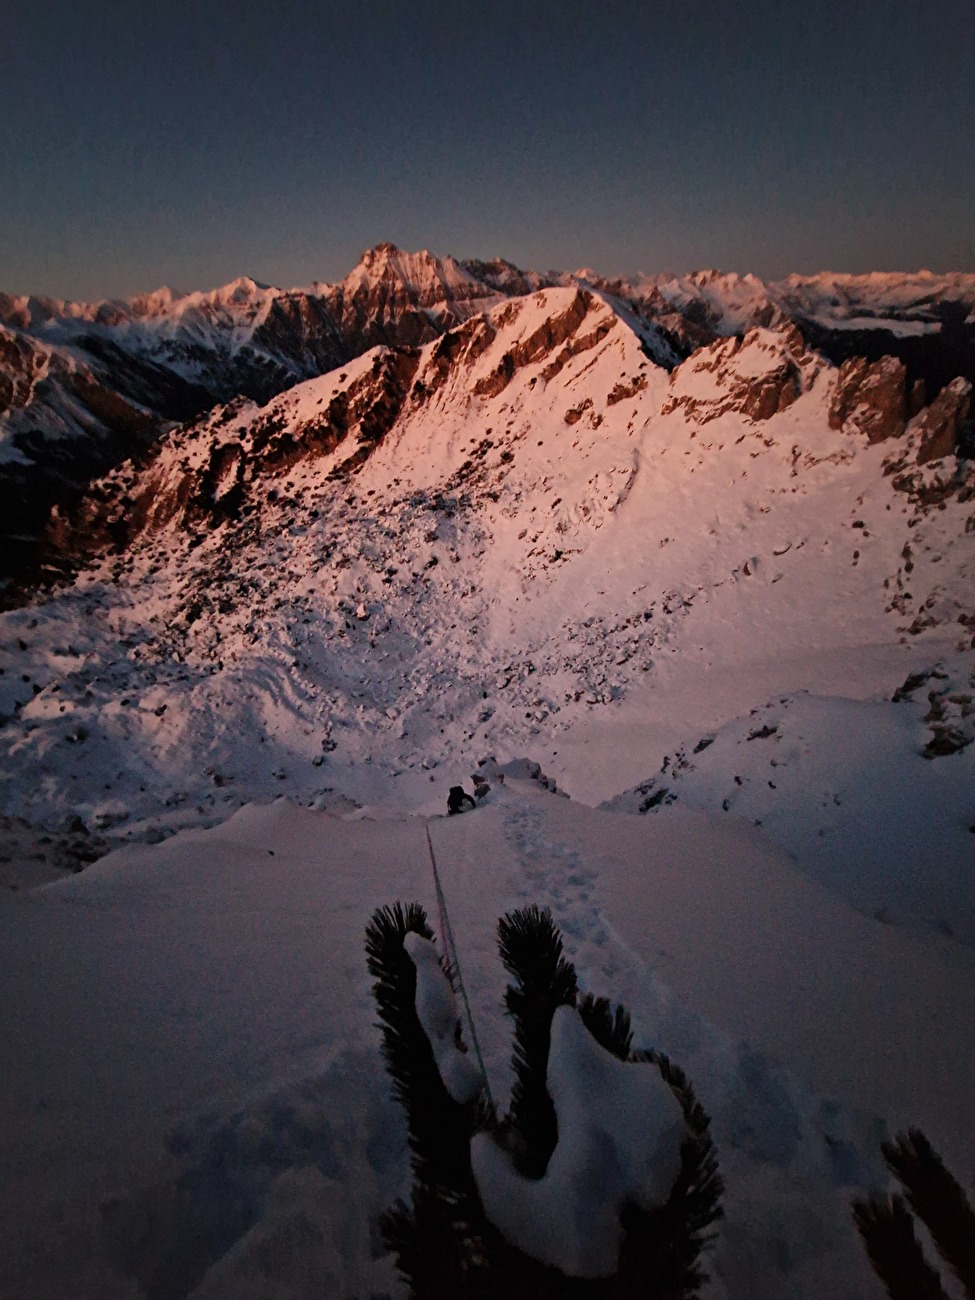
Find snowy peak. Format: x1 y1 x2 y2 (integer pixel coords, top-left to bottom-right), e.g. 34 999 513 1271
125 285 187 318
647 268 780 336
135 276 279 334
44 286 637 561
573 267 782 357
340 242 496 310
460 256 552 298
325 242 504 350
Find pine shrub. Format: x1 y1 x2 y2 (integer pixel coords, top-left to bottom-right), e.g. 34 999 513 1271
365 902 723 1298
853 1127 975 1300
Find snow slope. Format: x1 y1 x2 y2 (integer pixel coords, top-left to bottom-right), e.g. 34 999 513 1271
604 686 975 944
3 779 971 1299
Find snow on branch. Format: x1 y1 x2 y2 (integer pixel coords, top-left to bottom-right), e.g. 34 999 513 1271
366 900 723 1297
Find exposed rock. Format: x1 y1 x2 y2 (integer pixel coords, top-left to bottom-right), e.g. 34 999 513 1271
607 374 648 405
460 257 552 297
564 399 592 425
411 316 496 402
0 326 47 414
473 290 612 398
923 725 972 758
910 376 972 464
250 291 346 380
827 355 906 442
661 325 814 424
777 279 975 419
323 243 500 354
0 813 109 889
42 347 421 557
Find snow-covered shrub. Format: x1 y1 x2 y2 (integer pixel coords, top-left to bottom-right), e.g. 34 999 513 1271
365 901 723 1297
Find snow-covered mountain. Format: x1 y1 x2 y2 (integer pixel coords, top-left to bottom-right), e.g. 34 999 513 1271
0 244 541 583
4 245 973 587
2 252 974 1300
4 280 972 838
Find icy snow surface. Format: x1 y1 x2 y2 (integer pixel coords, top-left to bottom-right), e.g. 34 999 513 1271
2 786 972 1298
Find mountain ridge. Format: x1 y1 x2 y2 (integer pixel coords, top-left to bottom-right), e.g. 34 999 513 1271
2 243 973 594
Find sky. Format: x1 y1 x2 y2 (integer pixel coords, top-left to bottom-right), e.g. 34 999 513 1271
3 0 974 301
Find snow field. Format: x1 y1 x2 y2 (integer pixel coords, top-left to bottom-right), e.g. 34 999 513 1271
4 779 971 1297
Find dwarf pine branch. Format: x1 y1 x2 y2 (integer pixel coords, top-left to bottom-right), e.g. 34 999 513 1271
368 900 723 1298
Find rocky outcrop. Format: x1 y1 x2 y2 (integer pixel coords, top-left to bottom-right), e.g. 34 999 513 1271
0 337 164 595
828 355 907 442
249 292 346 383
910 376 972 464
43 348 423 561
0 326 46 413
473 291 614 398
661 325 813 424
410 316 497 402
460 257 551 297
607 374 648 405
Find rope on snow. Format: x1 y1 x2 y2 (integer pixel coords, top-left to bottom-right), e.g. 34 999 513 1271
424 821 495 1111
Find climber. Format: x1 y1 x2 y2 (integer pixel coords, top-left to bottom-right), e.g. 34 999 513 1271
447 785 477 815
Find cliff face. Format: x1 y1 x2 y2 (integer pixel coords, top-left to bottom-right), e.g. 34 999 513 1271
45 345 426 563
828 356 908 443
322 243 503 352
910 376 972 465
660 325 819 424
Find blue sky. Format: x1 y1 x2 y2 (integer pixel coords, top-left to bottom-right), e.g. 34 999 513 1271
4 0 973 299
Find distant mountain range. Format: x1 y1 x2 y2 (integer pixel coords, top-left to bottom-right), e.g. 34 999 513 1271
2 243 973 587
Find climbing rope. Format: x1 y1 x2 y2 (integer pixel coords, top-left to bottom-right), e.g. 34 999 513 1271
424 821 495 1111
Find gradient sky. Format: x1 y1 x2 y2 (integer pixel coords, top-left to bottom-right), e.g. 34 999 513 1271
4 0 974 301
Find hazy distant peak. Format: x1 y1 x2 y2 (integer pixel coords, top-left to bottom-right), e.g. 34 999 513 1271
343 242 489 299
